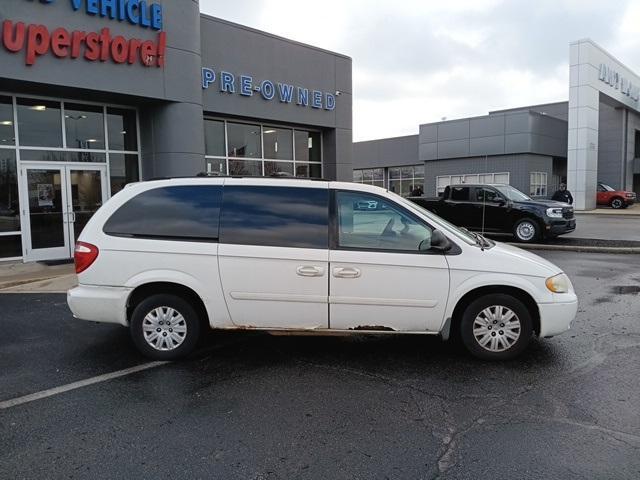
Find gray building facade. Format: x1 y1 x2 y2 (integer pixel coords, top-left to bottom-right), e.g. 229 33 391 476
0 0 352 262
354 39 640 209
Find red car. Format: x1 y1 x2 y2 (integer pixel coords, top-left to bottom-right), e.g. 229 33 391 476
596 182 636 209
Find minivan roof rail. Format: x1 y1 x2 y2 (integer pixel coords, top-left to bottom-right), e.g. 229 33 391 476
146 173 330 182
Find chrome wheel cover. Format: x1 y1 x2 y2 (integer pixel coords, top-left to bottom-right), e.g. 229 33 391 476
142 306 187 351
611 199 623 209
473 305 521 352
516 221 536 241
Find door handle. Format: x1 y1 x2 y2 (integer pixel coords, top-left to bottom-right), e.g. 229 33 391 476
332 267 361 279
296 265 324 277
69 211 76 223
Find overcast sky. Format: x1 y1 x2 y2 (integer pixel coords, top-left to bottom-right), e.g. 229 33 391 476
199 0 640 142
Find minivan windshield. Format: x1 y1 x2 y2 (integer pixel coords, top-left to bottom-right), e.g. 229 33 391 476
392 192 478 246
494 185 531 202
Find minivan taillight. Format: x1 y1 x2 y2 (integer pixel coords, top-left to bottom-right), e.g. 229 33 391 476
74 242 99 274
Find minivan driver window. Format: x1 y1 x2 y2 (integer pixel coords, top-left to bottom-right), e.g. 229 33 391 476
337 191 433 251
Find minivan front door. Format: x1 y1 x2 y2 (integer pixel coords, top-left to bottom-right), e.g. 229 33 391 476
21 164 107 261
329 191 450 332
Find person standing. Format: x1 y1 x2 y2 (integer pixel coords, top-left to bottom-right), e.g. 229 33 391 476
552 183 573 204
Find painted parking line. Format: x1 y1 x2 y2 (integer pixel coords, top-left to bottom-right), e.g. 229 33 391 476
0 361 169 410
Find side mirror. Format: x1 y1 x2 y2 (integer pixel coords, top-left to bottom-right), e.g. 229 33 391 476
419 229 452 252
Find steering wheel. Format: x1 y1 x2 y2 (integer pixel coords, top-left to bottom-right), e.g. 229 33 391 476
381 217 396 237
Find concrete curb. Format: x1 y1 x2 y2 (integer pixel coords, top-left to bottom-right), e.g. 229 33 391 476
0 276 59 290
506 243 640 254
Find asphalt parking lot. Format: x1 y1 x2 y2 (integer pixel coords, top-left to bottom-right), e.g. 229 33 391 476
1 251 639 479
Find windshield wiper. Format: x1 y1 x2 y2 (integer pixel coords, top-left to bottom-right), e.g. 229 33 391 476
462 228 490 249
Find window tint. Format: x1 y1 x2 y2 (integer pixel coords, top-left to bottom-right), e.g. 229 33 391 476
17 98 62 147
220 186 328 248
475 187 501 203
450 186 470 201
64 103 105 150
336 191 433 252
104 186 222 240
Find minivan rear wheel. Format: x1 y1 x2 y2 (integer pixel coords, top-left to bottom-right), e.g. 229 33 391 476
459 294 533 360
130 294 200 360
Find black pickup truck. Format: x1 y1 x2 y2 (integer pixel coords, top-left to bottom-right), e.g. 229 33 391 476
408 184 576 243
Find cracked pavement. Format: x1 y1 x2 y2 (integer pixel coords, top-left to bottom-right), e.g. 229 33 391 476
1 251 639 479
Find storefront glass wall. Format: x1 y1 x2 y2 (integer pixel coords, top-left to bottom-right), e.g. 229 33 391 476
0 94 141 260
204 118 322 178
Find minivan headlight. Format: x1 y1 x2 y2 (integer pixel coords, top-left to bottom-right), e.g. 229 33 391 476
546 207 563 218
546 273 570 293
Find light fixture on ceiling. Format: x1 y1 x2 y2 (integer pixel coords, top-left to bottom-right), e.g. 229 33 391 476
0 120 12 126
30 105 47 111
86 139 98 143
120 130 127 134
264 129 276 134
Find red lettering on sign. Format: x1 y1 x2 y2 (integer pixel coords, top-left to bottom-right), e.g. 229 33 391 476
26 25 50 66
1 19 166 68
51 28 71 57
2 21 26 52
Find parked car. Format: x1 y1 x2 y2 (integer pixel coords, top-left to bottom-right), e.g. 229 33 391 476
67 178 577 361
408 184 575 243
596 182 636 209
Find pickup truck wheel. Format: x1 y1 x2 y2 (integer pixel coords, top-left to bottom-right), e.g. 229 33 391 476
610 197 624 209
513 219 539 243
130 294 200 360
460 294 533 360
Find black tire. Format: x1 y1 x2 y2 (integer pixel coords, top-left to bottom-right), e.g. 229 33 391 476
130 294 201 360
513 218 540 243
610 197 624 209
459 294 533 360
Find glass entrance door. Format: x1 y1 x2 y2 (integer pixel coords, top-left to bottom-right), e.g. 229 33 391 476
21 164 107 262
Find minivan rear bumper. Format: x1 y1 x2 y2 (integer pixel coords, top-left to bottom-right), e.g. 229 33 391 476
537 298 578 338
67 285 131 326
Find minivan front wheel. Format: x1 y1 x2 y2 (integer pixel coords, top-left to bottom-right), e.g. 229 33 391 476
130 294 200 360
460 294 533 360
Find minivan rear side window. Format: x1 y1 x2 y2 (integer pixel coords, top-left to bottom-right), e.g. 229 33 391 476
219 186 328 248
103 186 223 241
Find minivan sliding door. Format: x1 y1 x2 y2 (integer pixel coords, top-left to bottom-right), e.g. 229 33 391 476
217 183 330 329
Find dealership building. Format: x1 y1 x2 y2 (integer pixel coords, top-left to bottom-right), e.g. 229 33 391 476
354 39 640 211
0 0 352 262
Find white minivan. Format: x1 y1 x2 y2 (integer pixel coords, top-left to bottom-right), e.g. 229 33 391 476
67 177 577 361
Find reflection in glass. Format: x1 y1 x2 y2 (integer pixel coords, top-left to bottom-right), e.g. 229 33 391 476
294 130 321 162
69 170 104 242
107 107 137 151
0 96 15 146
227 122 261 158
263 127 293 160
64 103 105 150
0 235 22 258
264 161 294 177
109 153 139 194
17 98 63 147
204 119 225 157
27 169 65 249
19 149 106 163
0 150 20 232
228 159 262 176
206 158 226 175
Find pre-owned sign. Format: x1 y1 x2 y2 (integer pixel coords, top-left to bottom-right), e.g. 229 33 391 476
1 0 166 67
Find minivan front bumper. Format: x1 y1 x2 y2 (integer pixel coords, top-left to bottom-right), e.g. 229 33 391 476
67 284 131 326
537 298 578 338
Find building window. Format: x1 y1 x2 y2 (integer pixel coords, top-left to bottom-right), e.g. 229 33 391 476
0 96 15 146
530 172 547 197
635 130 640 159
436 172 510 194
17 98 63 148
107 107 138 152
204 119 322 178
64 103 105 150
353 168 385 188
388 165 425 196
